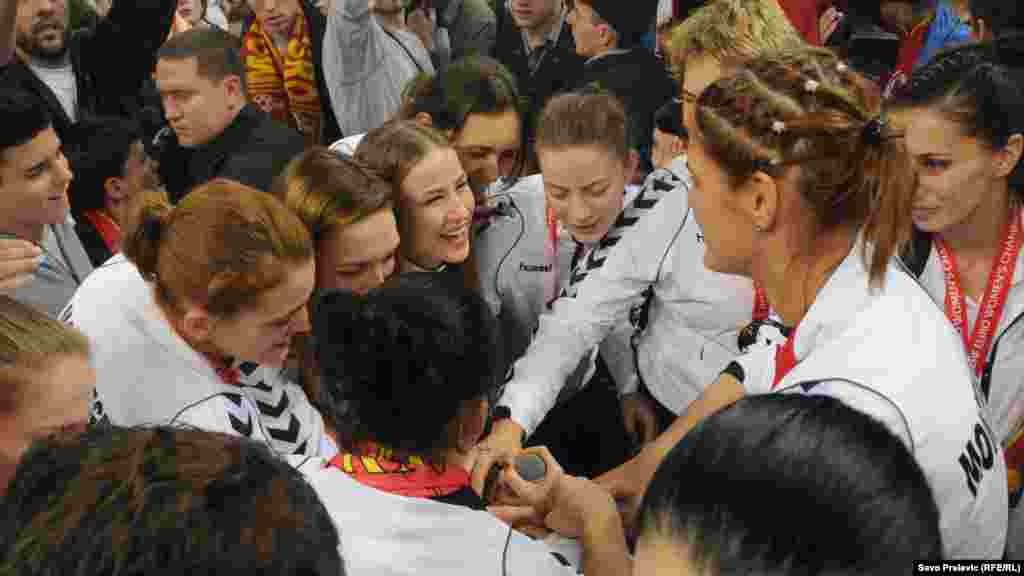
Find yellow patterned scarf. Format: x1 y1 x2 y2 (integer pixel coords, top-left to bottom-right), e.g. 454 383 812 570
243 14 321 144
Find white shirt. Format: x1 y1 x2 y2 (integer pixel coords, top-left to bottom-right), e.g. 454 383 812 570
909 226 1024 559
64 255 334 459
499 158 756 434
329 133 366 157
737 240 1008 559
27 60 77 122
291 456 577 576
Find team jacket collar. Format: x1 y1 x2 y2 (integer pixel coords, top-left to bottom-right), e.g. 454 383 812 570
785 233 877 370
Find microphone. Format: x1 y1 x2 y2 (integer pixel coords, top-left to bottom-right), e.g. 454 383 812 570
513 453 547 482
483 453 548 502
473 200 515 222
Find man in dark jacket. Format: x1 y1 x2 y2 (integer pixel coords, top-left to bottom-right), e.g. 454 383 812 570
568 0 675 179
153 28 305 203
1 0 177 145
493 0 584 171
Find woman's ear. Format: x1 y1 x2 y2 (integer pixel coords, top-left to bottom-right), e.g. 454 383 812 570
180 305 214 345
624 150 641 186
104 176 129 203
455 398 489 453
672 134 688 156
414 112 434 128
744 170 781 233
995 134 1024 180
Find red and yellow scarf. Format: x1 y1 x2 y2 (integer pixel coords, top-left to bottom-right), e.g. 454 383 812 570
329 442 471 499
243 15 321 144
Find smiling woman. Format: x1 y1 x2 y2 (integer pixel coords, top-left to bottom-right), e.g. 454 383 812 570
355 120 475 277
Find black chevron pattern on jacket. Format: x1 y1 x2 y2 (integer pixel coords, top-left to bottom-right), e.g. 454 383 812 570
561 168 682 298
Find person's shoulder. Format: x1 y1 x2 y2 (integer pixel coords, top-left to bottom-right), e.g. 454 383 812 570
73 254 142 303
251 115 306 149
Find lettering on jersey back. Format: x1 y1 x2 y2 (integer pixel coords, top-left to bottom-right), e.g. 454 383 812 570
519 262 552 273
959 421 997 497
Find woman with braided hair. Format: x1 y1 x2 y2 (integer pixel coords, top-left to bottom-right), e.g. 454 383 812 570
596 45 1006 558
892 36 1024 558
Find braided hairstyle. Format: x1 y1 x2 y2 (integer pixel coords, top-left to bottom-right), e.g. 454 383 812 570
695 46 912 285
890 36 1024 195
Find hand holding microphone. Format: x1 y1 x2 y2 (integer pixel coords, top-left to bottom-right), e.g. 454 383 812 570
487 447 618 541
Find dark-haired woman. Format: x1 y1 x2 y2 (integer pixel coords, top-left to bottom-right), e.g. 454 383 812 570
63 180 331 458
635 395 942 573
334 55 525 200
892 38 1024 558
595 46 1006 558
303 273 580 575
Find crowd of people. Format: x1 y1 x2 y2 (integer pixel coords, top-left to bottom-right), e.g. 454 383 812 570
0 0 1022 572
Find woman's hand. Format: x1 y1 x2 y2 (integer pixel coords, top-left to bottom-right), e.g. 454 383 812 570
471 418 525 496
488 447 619 539
0 239 41 292
621 392 658 447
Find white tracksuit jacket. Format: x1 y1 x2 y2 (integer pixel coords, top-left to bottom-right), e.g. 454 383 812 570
498 157 758 435
737 239 1008 559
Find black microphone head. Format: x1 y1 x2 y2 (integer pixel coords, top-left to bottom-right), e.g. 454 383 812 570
514 453 547 482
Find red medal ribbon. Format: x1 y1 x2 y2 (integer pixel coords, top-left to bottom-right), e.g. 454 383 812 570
934 213 1023 379
772 321 800 389
752 284 770 322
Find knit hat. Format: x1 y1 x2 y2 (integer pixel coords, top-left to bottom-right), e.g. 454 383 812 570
586 0 659 47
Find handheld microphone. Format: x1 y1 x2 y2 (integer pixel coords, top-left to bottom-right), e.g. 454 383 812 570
483 453 548 502
473 200 515 222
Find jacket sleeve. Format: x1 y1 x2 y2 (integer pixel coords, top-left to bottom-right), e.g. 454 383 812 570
81 0 177 92
499 178 691 435
453 0 495 58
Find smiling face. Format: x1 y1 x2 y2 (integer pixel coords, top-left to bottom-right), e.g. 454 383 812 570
539 145 625 244
205 258 316 367
0 127 73 240
398 147 475 269
317 208 400 295
904 108 1013 234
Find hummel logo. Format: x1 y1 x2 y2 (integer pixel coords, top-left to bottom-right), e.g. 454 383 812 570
519 263 552 272
696 234 704 243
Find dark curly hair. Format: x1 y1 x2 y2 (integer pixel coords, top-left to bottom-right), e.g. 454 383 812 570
313 272 502 464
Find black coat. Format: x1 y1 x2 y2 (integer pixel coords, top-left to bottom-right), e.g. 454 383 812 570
0 0 177 146
158 104 306 203
493 13 584 147
576 49 677 162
